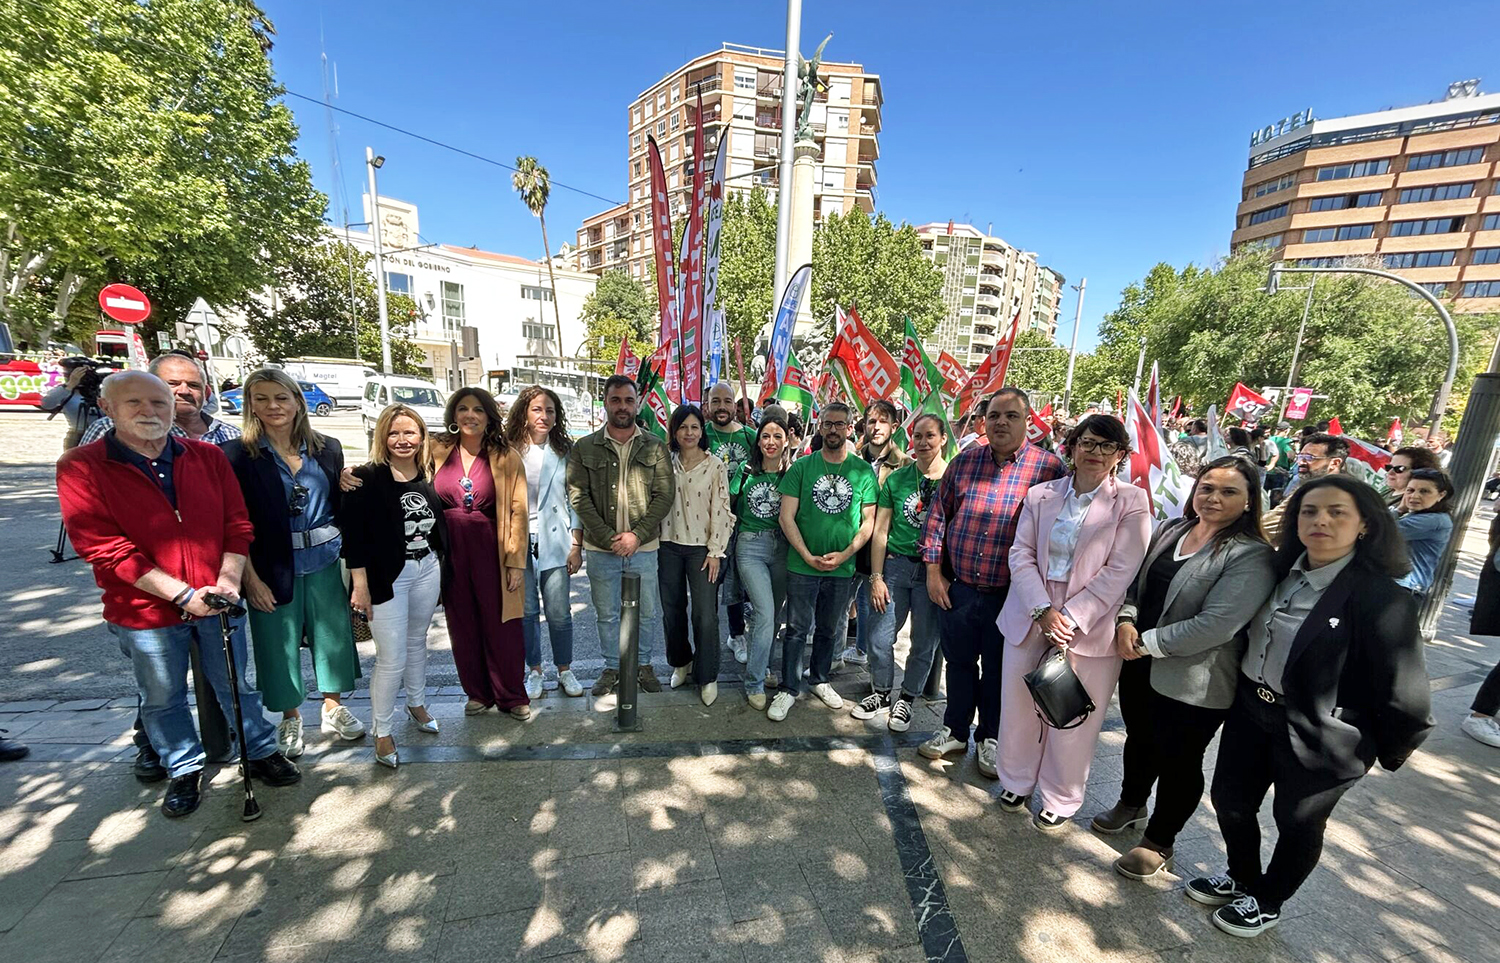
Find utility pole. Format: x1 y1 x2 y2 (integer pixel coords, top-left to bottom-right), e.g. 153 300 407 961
1276 279 1317 421
366 147 393 374
770 0 802 308
1062 277 1086 416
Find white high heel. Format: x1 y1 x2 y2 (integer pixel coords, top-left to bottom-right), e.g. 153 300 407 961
407 706 439 734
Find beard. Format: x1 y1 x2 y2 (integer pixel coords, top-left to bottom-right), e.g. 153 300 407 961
711 409 732 426
130 418 170 440
609 408 635 428
823 431 846 450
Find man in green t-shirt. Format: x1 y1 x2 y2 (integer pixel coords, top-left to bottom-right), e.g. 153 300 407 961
705 382 757 660
771 402 877 722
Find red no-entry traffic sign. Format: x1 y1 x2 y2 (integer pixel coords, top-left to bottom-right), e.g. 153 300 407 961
98 283 152 324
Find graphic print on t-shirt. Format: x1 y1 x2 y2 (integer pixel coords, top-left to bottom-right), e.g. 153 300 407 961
746 478 781 519
716 440 750 468
902 489 924 528
811 473 854 515
401 490 436 555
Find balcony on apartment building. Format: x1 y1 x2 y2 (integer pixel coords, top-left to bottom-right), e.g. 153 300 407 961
686 73 722 96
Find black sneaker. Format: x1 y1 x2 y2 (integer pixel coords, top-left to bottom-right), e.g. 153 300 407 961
1212 896 1280 938
132 744 167 783
0 729 30 762
1033 809 1069 832
850 690 891 720
247 751 301 786
998 789 1028 813
887 696 913 732
161 771 202 818
1186 874 1244 907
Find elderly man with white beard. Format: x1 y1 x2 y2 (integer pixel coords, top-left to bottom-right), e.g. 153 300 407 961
58 371 299 819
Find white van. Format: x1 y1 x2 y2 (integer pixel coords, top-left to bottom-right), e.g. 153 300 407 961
361 376 447 442
278 358 378 407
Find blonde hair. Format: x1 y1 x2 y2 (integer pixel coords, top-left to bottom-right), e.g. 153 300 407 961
369 404 433 477
240 367 325 457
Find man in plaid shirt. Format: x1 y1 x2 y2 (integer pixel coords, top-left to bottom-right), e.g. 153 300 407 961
919 388 1065 775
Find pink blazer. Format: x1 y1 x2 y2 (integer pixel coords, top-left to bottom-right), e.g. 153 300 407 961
997 474 1151 658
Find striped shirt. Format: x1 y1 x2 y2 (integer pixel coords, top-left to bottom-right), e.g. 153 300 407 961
920 441 1065 589
79 413 241 447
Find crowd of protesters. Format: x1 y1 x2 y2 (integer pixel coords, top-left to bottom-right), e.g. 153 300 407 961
19 352 1500 943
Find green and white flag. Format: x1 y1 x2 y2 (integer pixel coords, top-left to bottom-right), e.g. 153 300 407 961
774 348 814 419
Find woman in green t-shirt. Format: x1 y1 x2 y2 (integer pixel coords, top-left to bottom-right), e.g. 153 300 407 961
851 413 949 732
733 411 794 709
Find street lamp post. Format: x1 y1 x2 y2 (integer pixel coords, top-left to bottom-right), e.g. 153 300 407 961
366 147 393 374
1062 277 1086 416
770 0 802 306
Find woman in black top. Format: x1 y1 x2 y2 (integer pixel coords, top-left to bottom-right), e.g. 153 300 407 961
341 405 448 769
1189 475 1432 938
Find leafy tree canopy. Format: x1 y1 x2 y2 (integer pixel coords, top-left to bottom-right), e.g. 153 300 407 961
578 269 656 376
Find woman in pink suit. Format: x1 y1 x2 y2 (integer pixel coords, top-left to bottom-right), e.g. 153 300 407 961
995 414 1151 832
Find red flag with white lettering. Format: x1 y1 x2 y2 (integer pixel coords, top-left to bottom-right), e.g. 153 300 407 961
1125 391 1193 520
1225 382 1273 423
615 340 641 379
646 137 679 401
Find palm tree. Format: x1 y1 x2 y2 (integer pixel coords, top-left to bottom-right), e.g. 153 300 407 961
512 156 566 359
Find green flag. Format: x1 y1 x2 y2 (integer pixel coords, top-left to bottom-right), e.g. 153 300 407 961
901 387 958 460
774 348 814 419
898 318 944 410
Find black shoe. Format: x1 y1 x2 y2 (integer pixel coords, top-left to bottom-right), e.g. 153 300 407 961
162 771 202 818
1212 896 1281 938
132 745 167 782
1186 874 1244 907
247 751 301 786
997 789 1028 813
0 729 29 762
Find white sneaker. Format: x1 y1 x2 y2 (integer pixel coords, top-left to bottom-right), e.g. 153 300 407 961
731 635 748 664
976 737 998 778
525 669 544 701
670 665 691 689
701 682 718 706
277 716 304 758
811 682 843 709
767 691 795 721
558 669 584 698
840 645 868 666
746 691 768 711
1461 713 1500 747
918 726 965 760
320 704 366 740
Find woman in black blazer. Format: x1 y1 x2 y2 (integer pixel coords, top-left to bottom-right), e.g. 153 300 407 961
1189 474 1433 939
223 368 362 760
340 404 449 769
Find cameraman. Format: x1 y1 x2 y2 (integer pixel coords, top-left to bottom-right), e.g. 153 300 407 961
39 358 107 450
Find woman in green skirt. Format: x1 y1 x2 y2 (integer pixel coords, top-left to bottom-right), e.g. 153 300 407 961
223 368 363 757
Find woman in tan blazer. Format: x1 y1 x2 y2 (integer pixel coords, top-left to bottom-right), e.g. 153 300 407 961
430 388 531 719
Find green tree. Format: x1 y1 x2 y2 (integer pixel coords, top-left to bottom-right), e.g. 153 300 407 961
810 208 944 349
1004 328 1072 402
578 269 656 376
0 0 325 345
242 240 423 374
1093 251 1496 434
512 156 566 359
713 187 778 357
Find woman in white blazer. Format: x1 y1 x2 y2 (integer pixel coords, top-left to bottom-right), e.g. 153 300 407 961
506 386 585 698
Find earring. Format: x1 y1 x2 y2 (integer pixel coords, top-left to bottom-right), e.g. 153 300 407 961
448 423 459 434
1358 531 1366 540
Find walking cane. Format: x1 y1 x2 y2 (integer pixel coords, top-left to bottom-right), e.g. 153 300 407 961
203 593 261 822
50 518 71 563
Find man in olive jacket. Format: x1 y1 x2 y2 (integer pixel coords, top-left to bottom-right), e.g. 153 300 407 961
568 374 675 696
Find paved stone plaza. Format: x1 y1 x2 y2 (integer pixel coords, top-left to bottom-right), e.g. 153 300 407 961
1 411 1496 962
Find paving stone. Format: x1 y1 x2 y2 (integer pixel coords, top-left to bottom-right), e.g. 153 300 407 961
634 877 734 944
334 871 455 963
64 802 204 880
733 908 840 963
717 855 818 923
0 870 166 963
53 698 111 711
0 700 57 713
0 837 87 932
442 856 544 922
628 811 721 891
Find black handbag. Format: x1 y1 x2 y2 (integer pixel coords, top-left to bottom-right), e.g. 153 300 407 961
1023 647 1095 731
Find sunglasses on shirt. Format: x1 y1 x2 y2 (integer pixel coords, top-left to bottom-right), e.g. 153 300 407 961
288 484 309 517
459 475 474 510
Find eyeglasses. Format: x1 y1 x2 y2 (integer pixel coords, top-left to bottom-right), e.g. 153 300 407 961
822 420 848 430
1074 439 1122 455
1385 465 1410 474
459 475 474 511
288 484 309 517
1295 453 1329 463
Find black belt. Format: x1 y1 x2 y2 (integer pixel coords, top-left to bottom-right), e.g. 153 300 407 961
405 548 432 562
964 581 1006 595
1240 673 1285 706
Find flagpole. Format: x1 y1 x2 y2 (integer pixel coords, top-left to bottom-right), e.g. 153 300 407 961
1130 336 1147 400
1063 277 1085 416
1278 279 1317 421
771 0 802 309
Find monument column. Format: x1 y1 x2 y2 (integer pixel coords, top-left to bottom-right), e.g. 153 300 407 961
788 137 819 336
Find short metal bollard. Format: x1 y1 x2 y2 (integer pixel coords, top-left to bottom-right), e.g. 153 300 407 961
923 650 946 702
614 572 643 732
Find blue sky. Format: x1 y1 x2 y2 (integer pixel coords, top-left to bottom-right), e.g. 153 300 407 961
263 0 1497 351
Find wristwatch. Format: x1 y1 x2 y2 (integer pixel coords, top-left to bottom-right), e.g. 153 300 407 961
1030 604 1051 622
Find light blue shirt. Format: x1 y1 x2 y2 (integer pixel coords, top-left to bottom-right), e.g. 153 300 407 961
1396 511 1452 594
1046 479 1098 581
262 440 340 577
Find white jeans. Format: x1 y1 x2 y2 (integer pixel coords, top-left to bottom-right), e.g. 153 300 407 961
368 554 441 737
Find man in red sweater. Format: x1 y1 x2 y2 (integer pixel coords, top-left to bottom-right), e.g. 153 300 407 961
58 371 300 817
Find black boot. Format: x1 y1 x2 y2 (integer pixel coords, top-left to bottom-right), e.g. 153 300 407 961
162 771 202 817
132 744 167 782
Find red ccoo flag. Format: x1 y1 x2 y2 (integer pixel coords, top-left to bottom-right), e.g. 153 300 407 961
1327 416 1344 435
615 340 641 379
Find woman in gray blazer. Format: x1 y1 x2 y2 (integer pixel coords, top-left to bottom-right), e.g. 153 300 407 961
506 386 585 698
1092 456 1277 881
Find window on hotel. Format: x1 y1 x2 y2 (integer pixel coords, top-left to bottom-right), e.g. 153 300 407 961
1302 225 1373 242
1247 173 1296 199
1389 217 1466 236
1245 202 1289 225
1471 248 1500 265
1382 251 1457 268
656 92 666 111
1463 280 1500 298
1419 282 1450 296
386 272 412 296
1315 159 1390 181
1483 213 1500 230
1407 147 1485 171
1397 183 1475 203
521 284 554 303
1238 233 1282 253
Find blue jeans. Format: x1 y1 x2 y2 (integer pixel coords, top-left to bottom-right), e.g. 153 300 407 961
109 616 279 778
854 576 873 654
736 530 788 695
586 548 661 670
523 559 575 668
868 555 940 696
781 572 856 696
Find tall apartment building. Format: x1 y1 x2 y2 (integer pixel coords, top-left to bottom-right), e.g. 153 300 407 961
916 223 1063 363
575 42 882 279
1232 82 1500 312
